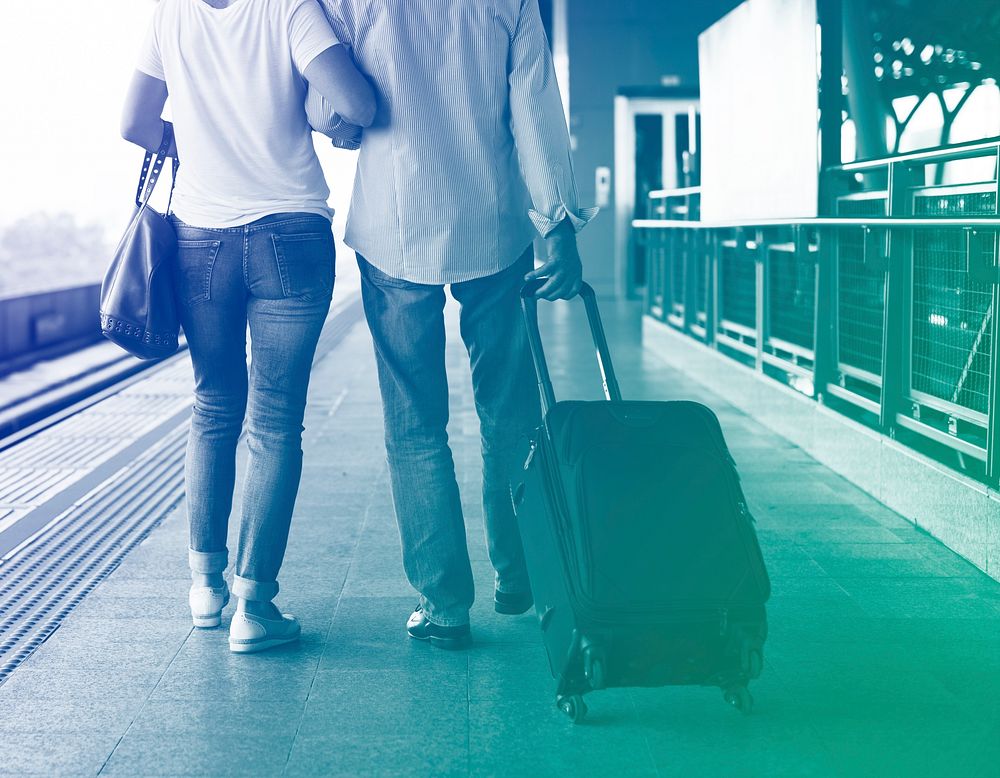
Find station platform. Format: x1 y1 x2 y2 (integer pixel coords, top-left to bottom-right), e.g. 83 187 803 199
0 273 998 777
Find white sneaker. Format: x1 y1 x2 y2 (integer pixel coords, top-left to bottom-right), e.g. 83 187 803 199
189 583 230 628
229 610 301 654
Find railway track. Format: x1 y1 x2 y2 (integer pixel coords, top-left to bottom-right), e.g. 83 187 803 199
0 343 187 447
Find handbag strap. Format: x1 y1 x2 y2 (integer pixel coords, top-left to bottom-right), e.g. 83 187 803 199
134 121 180 212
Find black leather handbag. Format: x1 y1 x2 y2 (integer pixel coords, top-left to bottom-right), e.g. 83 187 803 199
100 124 180 360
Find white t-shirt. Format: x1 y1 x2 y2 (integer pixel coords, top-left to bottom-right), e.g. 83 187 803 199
137 0 339 228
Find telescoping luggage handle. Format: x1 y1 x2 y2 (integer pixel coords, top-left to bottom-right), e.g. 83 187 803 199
520 280 623 417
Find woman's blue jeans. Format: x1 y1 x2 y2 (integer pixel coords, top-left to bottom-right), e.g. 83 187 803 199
172 213 334 602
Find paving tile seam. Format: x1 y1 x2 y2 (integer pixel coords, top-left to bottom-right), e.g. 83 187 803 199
0 444 187 683
95 625 195 777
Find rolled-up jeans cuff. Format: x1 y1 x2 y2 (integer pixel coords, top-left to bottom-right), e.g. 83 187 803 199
425 612 469 628
188 548 228 575
232 575 279 603
420 598 469 628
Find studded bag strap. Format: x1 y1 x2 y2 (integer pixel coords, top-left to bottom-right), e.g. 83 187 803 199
134 121 179 211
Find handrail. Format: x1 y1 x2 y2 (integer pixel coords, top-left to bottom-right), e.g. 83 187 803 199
645 141 1000 203
632 216 1000 230
832 136 1000 172
648 186 702 199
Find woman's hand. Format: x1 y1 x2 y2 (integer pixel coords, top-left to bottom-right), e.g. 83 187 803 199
120 70 175 155
303 44 376 128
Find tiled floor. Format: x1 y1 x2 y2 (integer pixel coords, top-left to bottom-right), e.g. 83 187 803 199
0 296 998 777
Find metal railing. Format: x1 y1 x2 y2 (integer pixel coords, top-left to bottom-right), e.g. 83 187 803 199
633 138 1000 485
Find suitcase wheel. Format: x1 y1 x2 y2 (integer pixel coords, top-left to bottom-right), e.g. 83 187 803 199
557 694 588 724
723 685 754 714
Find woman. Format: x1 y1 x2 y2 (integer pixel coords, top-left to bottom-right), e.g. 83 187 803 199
120 0 375 653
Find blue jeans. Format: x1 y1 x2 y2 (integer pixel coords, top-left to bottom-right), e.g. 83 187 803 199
172 213 334 602
358 249 541 626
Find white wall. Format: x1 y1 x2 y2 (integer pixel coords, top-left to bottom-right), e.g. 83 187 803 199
698 0 820 221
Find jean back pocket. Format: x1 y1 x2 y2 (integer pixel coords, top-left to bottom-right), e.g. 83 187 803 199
271 232 336 300
175 239 222 304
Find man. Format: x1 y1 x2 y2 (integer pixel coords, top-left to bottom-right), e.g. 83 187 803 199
317 0 596 648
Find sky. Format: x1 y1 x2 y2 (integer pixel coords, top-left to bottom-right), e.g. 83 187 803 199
0 1 357 239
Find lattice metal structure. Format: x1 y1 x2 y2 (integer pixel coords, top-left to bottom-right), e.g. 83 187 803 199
844 0 1000 159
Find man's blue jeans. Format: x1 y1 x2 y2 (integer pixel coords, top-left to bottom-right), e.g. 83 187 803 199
172 213 334 603
358 249 541 627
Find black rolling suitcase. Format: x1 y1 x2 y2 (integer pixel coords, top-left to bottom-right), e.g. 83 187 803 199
513 281 770 723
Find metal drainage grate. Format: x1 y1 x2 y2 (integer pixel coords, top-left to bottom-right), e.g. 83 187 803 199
0 428 187 682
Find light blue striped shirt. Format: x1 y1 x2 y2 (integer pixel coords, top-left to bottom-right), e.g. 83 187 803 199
315 0 597 284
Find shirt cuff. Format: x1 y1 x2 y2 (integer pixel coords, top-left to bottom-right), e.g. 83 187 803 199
528 204 600 237
323 117 363 150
